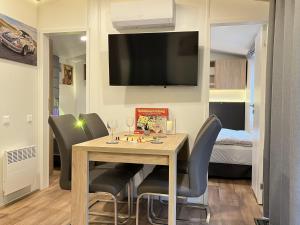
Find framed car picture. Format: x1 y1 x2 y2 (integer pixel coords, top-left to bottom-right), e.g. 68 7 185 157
0 13 37 66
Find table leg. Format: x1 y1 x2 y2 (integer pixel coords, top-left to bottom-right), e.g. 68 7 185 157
71 150 89 225
168 153 177 225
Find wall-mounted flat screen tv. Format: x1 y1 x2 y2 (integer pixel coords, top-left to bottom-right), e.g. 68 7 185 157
108 31 199 86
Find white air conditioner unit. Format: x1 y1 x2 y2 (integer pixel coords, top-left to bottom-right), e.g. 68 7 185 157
110 0 176 29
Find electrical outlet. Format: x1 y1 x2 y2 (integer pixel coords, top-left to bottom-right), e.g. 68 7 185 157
2 115 10 125
27 114 33 123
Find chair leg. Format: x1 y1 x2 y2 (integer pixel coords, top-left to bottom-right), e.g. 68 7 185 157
147 195 165 225
149 195 211 224
113 195 118 225
179 203 210 224
136 194 143 225
150 197 165 223
88 183 132 224
130 179 135 216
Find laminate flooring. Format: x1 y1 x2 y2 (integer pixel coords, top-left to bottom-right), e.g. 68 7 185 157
0 171 262 225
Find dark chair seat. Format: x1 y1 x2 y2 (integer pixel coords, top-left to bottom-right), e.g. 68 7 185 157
89 168 133 195
154 160 188 174
115 163 143 175
137 171 193 197
96 163 143 176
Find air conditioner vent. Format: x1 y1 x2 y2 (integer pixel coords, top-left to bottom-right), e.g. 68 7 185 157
3 146 37 195
7 146 36 164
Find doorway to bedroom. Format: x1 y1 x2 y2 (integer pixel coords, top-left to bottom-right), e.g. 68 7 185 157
208 23 268 204
48 32 87 175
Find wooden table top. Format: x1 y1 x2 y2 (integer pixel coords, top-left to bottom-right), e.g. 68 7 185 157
73 133 188 156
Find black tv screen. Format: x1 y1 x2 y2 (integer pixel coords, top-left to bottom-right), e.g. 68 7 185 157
108 31 199 86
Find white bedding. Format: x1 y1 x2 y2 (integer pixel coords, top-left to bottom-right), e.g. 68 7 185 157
216 128 253 147
210 128 253 165
210 144 252 165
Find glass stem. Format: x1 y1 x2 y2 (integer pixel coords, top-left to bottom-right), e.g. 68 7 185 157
111 130 114 141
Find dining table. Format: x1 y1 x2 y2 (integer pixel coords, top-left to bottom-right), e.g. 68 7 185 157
71 132 188 225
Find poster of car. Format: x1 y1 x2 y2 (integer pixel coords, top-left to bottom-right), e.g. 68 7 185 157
0 13 37 66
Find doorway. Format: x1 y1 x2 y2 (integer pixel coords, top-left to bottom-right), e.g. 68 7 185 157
48 32 87 174
208 23 268 204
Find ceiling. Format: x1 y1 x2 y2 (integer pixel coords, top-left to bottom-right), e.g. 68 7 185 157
50 32 86 60
211 24 261 55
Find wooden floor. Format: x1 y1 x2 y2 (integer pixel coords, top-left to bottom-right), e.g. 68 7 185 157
0 171 262 225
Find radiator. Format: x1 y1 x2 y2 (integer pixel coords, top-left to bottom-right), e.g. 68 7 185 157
2 146 37 196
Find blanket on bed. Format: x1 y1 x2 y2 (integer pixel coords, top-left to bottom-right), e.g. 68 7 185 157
216 128 253 147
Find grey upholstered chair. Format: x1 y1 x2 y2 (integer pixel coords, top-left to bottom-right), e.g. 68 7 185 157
79 113 143 175
79 113 109 140
155 115 217 175
135 116 222 225
48 114 135 224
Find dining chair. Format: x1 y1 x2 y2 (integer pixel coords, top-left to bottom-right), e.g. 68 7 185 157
79 113 143 175
135 116 222 225
155 115 218 174
48 114 135 224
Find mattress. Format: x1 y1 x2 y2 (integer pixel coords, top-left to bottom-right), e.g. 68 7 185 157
210 144 252 165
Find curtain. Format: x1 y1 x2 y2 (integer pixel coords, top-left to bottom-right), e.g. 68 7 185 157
264 0 300 224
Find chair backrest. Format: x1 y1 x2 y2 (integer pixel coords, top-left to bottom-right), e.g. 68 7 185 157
48 114 88 190
188 116 222 197
79 113 109 140
194 114 216 145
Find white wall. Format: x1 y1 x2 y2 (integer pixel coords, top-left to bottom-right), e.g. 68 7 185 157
58 58 86 116
0 0 38 205
88 0 210 146
38 0 87 31
74 61 86 115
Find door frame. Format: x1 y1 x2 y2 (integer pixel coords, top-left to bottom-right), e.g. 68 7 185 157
208 20 268 204
37 27 89 189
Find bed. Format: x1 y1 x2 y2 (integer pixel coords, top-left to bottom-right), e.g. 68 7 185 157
209 102 253 179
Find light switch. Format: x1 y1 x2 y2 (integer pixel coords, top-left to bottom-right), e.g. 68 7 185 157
27 114 33 123
2 115 10 125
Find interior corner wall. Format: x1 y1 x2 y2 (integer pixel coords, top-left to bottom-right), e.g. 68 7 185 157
0 0 38 205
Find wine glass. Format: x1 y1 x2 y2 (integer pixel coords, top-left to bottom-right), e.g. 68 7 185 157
151 122 163 144
107 120 118 144
125 117 134 136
